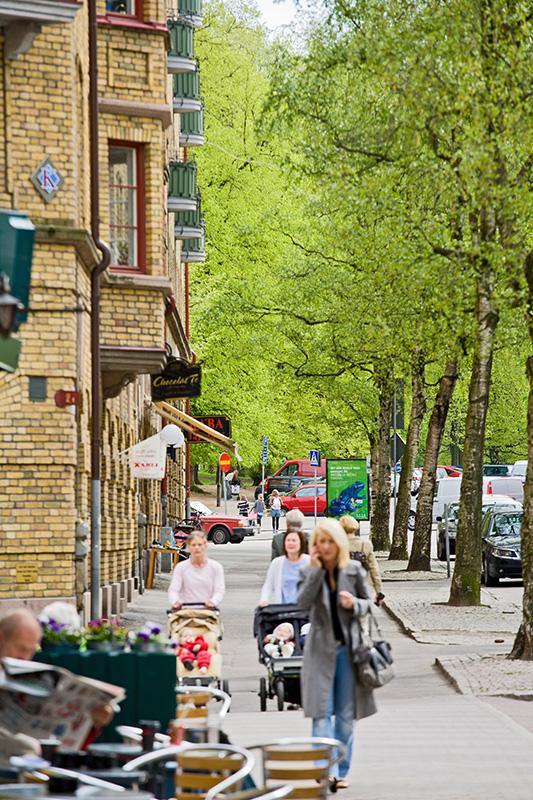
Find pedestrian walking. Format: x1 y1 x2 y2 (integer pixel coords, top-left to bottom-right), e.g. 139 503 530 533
297 518 376 789
168 532 225 609
339 515 384 605
237 494 250 517
259 530 310 606
271 508 305 559
269 489 282 533
254 493 265 530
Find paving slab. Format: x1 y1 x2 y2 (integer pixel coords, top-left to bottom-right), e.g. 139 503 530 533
435 653 533 698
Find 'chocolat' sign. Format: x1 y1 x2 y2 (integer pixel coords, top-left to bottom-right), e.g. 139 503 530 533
151 358 201 400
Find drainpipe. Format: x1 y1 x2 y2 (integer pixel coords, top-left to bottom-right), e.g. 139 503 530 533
89 0 111 620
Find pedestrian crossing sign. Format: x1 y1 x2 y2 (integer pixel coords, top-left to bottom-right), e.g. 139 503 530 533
309 450 320 468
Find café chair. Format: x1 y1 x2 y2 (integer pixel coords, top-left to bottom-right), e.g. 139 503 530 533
245 737 346 800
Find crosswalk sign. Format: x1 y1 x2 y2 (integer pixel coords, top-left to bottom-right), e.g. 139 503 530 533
309 450 320 468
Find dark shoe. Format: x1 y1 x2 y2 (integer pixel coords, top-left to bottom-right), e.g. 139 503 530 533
183 659 194 671
336 779 349 790
328 777 337 793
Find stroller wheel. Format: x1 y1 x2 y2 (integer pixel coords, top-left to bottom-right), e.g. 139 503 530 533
275 680 284 712
259 677 267 712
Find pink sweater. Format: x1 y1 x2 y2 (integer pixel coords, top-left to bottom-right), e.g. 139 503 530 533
168 559 225 607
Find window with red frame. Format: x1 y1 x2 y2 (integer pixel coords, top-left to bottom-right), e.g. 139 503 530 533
105 1 140 17
108 143 145 271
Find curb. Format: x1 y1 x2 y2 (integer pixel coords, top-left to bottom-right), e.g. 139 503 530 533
382 598 419 640
435 655 533 700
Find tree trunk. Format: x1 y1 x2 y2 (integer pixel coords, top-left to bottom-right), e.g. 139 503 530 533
407 359 458 571
510 251 533 658
390 353 426 560
449 280 498 605
371 376 392 552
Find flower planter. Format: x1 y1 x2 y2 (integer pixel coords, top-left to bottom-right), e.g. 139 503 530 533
133 642 168 654
86 640 125 653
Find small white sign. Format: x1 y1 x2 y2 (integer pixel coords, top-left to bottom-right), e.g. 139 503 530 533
130 433 166 479
31 157 64 202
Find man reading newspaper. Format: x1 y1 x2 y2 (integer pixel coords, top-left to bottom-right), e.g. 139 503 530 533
0 610 123 762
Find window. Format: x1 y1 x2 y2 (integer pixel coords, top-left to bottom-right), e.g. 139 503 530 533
106 1 137 15
109 143 145 271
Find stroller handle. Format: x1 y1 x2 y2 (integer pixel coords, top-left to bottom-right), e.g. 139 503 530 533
167 603 220 613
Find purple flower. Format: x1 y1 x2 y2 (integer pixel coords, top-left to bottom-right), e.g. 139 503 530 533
150 626 161 635
138 632 150 641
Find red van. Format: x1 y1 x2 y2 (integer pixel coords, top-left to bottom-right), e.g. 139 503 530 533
264 459 326 499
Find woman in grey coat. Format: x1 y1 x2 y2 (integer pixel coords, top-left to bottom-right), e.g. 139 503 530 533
297 518 376 789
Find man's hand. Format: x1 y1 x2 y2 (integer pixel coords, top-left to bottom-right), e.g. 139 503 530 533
172 601 182 610
259 600 269 608
91 703 114 728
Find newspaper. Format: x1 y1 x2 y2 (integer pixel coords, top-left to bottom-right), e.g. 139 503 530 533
0 657 125 751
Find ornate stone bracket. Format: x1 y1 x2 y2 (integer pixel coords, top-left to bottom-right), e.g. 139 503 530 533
101 345 167 400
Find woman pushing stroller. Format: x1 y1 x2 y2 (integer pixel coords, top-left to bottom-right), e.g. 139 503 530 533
168 531 225 610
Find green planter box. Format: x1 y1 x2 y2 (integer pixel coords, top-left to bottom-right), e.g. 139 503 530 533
35 650 176 743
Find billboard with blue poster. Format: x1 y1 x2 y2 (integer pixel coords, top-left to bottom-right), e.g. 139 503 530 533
326 458 370 521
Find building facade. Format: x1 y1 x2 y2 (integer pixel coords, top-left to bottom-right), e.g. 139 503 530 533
0 0 206 616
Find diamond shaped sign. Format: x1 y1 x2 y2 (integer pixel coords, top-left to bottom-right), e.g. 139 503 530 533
31 157 64 202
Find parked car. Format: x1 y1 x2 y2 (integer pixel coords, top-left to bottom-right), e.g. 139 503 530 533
481 508 523 586
483 464 510 477
189 500 252 544
439 465 463 477
280 483 326 516
509 460 528 483
483 475 523 502
436 494 522 561
264 458 326 499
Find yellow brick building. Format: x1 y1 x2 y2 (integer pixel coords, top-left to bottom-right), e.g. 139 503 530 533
0 0 208 617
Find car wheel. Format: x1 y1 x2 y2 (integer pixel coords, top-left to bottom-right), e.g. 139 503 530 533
484 556 499 586
259 677 267 712
275 680 284 712
407 511 416 532
211 526 229 545
281 506 288 517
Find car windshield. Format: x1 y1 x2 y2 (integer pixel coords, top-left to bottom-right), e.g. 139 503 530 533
190 501 213 516
492 513 522 536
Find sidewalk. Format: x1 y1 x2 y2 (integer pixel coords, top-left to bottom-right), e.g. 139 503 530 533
379 560 530 700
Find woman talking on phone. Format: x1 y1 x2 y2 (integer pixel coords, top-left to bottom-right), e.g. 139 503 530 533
297 518 376 790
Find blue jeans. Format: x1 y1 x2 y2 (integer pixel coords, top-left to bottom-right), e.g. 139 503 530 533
311 645 355 779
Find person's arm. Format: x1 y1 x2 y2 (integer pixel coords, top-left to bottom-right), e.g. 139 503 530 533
168 562 185 608
297 564 323 609
365 542 383 595
270 534 280 560
209 562 225 606
259 559 278 605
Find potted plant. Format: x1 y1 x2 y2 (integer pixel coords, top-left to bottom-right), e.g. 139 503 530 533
130 622 174 653
40 618 83 652
84 618 129 652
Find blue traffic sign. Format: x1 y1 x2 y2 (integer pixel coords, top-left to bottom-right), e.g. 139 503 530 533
309 449 320 468
262 435 268 464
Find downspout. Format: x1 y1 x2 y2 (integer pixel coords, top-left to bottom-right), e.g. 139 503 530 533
89 0 111 620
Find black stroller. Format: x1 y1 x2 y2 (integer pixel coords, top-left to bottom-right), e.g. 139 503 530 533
254 604 309 712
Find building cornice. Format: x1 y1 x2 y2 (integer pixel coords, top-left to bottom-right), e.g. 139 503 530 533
102 271 172 295
0 1 80 25
99 98 173 130
34 223 100 271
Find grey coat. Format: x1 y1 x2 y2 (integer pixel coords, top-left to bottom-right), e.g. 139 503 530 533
297 562 377 721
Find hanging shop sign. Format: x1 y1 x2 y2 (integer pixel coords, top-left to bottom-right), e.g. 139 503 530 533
151 358 201 401
130 433 166 479
189 415 231 442
326 458 370 521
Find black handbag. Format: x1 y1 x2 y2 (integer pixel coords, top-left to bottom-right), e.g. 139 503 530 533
356 611 395 689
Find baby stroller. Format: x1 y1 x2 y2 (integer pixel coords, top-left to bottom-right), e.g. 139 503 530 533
168 604 230 696
254 604 309 712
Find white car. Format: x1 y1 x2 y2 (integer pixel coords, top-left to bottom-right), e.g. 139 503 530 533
509 460 528 483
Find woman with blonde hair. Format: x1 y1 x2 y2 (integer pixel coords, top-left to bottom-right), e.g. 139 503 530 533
297 519 376 789
339 515 384 605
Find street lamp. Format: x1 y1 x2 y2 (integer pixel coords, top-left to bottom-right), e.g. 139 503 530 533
0 273 24 337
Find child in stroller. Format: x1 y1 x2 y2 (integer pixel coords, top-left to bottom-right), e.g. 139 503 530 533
254 603 309 712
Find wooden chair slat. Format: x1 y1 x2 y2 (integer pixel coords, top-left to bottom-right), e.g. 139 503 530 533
266 767 326 781
265 749 330 761
177 754 244 771
176 706 209 718
177 692 212 705
285 787 324 799
177 773 223 790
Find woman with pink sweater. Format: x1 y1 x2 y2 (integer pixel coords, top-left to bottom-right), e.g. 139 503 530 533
168 532 225 609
